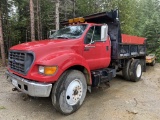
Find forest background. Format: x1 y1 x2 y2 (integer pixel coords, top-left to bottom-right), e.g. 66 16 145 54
0 0 160 66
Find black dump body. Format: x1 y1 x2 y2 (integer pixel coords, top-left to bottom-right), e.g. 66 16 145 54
60 10 146 60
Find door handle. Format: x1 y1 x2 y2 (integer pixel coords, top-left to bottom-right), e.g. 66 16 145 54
106 46 109 51
85 45 95 48
84 45 95 51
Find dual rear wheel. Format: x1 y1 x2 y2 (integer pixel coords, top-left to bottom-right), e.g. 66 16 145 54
122 59 142 82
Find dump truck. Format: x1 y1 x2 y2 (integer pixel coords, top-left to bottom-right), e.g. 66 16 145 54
6 10 146 115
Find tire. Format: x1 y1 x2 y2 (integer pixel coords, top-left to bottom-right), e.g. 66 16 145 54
52 70 87 115
151 59 156 66
140 59 146 72
122 59 132 81
129 59 142 82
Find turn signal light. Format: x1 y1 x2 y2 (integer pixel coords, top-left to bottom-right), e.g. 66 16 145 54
44 66 57 75
39 66 57 75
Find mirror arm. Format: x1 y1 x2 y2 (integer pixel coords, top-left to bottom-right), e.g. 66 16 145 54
90 26 95 44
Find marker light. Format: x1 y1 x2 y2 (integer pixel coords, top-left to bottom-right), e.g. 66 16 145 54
68 17 85 24
79 17 85 23
74 18 79 23
69 19 74 24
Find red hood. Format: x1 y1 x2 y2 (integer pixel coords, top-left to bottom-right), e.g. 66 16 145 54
10 39 76 51
10 39 82 61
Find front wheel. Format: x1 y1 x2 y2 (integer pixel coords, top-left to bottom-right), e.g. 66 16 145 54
52 70 87 115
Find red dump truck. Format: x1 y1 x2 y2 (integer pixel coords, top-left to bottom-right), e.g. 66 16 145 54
6 10 146 114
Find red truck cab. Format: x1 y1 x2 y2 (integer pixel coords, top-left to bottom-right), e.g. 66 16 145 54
6 10 146 115
7 22 110 83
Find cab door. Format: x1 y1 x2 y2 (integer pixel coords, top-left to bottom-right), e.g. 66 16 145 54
82 25 111 70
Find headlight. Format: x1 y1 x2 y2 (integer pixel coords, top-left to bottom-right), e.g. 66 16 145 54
39 66 44 73
39 66 57 75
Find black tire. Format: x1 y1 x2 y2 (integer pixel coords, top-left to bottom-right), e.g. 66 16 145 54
151 59 156 66
140 59 146 72
122 59 132 81
129 59 142 82
52 70 87 115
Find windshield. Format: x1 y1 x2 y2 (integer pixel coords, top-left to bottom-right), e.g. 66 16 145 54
49 24 87 39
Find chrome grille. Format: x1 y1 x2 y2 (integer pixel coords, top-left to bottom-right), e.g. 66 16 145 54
9 51 34 75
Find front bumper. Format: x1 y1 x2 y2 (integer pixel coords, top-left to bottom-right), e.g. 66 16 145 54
6 70 52 97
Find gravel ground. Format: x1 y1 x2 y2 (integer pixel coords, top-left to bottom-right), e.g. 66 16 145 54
0 64 160 120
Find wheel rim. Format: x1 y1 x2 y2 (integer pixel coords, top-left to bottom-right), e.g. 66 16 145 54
66 79 83 105
136 64 141 78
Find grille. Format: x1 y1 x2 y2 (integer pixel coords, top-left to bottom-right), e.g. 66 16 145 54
9 51 34 75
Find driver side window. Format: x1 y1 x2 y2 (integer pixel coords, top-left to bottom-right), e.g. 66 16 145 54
85 26 101 44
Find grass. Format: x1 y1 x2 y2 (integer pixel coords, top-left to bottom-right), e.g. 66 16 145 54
0 106 6 110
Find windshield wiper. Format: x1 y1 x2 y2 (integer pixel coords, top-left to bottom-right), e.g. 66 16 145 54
56 36 69 39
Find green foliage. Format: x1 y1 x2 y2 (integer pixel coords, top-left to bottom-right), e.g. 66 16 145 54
0 106 6 110
139 0 160 62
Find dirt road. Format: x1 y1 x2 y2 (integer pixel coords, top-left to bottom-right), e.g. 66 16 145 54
0 64 160 120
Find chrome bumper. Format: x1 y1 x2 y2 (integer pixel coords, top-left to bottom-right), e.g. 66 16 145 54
6 70 52 97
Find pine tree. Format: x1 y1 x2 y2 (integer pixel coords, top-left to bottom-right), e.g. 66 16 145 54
0 6 6 66
30 0 35 41
55 0 60 30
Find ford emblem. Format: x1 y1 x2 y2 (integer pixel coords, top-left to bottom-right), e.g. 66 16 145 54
13 60 17 63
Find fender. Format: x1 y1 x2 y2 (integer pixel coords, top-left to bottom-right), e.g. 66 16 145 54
34 50 92 84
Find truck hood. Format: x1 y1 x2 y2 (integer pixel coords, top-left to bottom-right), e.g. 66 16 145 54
10 39 78 51
10 39 82 61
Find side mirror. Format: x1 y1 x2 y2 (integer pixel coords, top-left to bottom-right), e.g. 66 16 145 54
48 30 56 38
101 25 108 41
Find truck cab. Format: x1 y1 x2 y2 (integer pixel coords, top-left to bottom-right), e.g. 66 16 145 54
49 23 111 70
6 10 146 115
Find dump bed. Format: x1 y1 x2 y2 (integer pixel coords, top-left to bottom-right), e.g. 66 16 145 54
121 34 145 45
119 34 146 59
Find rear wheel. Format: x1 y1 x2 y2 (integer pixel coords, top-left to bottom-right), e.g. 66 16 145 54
52 70 87 115
122 59 132 81
129 59 142 82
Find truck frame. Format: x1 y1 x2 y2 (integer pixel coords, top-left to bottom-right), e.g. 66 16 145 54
6 10 146 115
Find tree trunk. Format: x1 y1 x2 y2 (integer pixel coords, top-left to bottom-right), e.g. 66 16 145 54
55 0 60 30
4 0 9 52
30 0 35 41
0 10 6 66
36 0 42 40
39 11 42 40
73 0 76 17
64 0 67 20
39 0 42 40
36 0 40 40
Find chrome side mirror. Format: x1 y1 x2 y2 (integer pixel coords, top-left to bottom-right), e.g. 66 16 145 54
101 25 108 41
